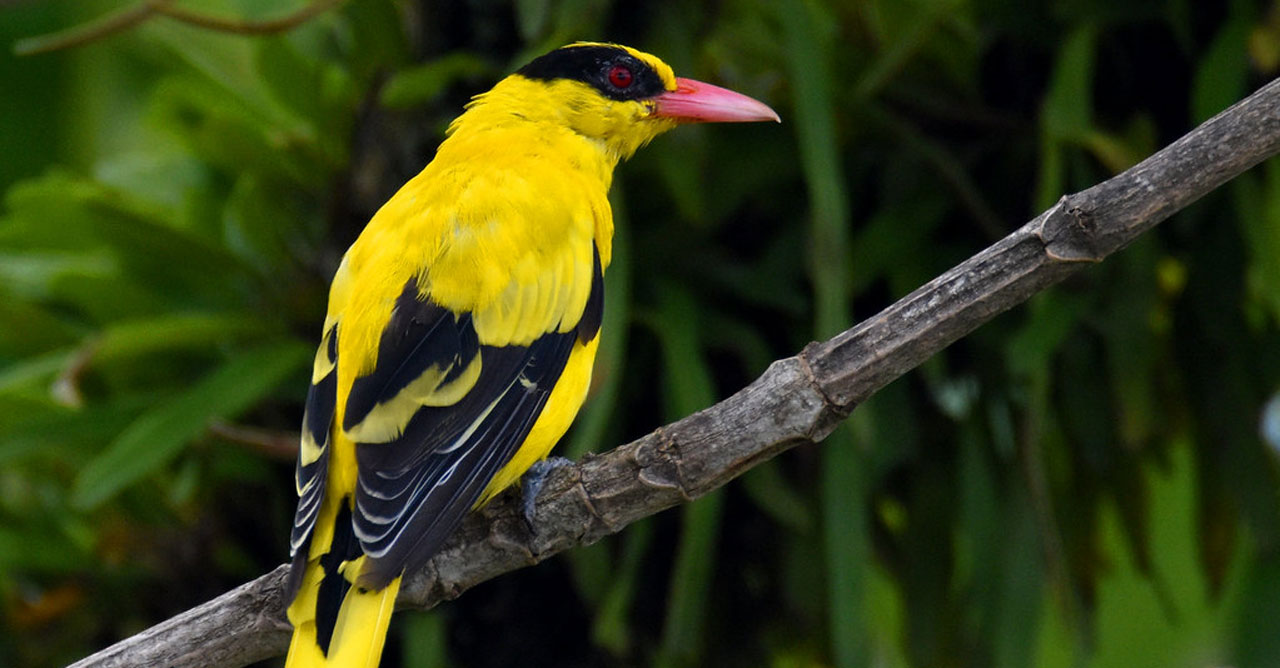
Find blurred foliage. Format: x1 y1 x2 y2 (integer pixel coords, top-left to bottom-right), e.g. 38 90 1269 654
1 0 1279 667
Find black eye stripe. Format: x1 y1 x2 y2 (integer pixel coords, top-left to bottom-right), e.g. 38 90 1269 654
516 45 667 101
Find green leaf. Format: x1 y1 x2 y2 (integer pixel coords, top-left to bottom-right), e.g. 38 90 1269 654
90 150 217 233
380 53 492 110
1042 26 1097 141
1099 238 1159 448
739 462 813 533
515 0 552 41
1037 25 1098 210
853 0 961 101
648 129 709 225
337 0 412 80
0 349 73 396
399 610 450 668
653 283 720 668
0 249 117 302
70 342 309 509
1234 552 1280 664
1234 163 1280 323
255 36 326 129
994 501 1045 668
779 2 871 666
1079 129 1143 174
92 312 279 366
956 426 999 620
1 171 261 315
590 521 655 655
850 196 947 295
148 77 329 187
254 35 354 167
1191 0 1252 123
1248 15 1280 72
143 16 289 130
222 173 321 273
0 290 83 358
0 394 152 466
0 524 92 574
1005 293 1087 380
779 0 851 337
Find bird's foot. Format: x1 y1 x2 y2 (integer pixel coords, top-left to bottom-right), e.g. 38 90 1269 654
521 456 575 532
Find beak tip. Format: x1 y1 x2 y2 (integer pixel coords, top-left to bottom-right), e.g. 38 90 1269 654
656 77 782 125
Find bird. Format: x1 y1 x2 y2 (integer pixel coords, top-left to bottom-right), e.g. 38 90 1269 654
284 42 778 668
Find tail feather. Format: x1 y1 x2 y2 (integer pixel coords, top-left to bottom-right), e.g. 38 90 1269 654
331 577 401 668
286 569 402 668
286 497 402 668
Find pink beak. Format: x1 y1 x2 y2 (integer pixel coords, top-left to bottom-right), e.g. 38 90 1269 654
653 77 780 124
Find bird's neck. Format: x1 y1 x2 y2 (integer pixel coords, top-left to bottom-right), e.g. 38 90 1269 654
442 92 623 189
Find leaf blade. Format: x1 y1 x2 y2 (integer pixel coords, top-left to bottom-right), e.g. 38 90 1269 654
70 342 309 509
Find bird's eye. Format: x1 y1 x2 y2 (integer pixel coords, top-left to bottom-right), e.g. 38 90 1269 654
607 65 634 89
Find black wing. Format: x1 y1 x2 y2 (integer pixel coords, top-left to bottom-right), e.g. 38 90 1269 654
344 276 585 589
286 323 338 598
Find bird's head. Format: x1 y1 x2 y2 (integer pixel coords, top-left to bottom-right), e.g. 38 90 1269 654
453 42 779 162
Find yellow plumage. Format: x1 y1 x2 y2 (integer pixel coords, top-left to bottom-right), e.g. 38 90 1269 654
284 42 777 668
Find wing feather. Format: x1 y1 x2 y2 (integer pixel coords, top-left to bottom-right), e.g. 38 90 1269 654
287 323 339 597
353 329 576 587
343 279 481 443
577 245 604 343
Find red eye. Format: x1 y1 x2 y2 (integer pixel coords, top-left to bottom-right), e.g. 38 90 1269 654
608 65 634 88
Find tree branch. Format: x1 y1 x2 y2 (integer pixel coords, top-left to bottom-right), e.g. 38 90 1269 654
68 76 1280 668
12 0 172 56
151 0 346 35
12 0 346 56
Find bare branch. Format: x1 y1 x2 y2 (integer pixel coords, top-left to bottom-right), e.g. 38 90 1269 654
208 421 300 461
66 567 293 668
152 0 346 35
13 0 172 56
12 0 345 56
68 77 1280 668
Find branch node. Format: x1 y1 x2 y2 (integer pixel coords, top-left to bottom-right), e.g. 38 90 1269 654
428 557 465 602
1039 195 1105 263
796 346 855 441
633 428 693 502
487 517 538 564
571 466 616 535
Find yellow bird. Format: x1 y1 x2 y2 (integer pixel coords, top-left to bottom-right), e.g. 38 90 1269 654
284 42 778 667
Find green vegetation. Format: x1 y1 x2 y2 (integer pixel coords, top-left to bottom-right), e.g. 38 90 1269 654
2 1 1279 667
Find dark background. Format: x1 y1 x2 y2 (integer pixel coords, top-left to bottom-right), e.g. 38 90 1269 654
1 0 1279 666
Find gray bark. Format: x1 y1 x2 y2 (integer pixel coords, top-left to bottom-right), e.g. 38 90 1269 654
68 76 1280 668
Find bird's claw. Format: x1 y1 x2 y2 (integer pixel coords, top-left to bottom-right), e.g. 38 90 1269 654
521 456 575 532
